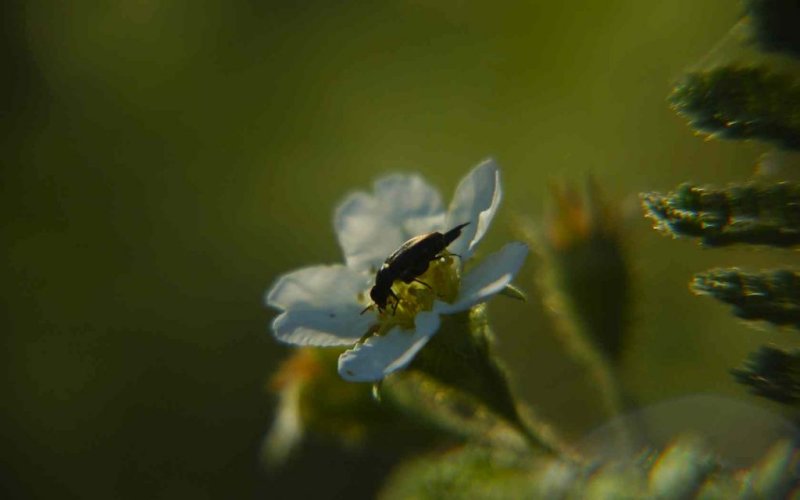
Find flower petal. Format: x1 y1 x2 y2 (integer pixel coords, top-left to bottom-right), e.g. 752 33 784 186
439 242 529 313
334 174 445 271
334 192 406 272
271 309 374 346
445 159 502 260
375 174 446 236
337 311 441 382
266 265 375 346
266 265 368 310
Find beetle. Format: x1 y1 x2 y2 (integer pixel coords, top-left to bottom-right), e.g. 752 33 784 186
363 222 470 314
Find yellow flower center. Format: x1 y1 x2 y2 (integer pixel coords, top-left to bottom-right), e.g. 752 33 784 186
362 254 462 335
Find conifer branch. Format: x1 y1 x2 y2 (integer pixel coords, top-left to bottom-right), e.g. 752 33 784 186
669 66 800 150
641 182 800 247
732 345 800 405
744 0 800 59
692 268 800 327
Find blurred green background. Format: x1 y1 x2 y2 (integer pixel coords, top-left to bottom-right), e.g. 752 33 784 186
2 0 793 498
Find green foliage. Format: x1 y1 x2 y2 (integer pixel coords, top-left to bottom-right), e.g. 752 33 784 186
732 345 800 404
407 307 518 431
405 305 570 457
692 268 800 327
648 438 717 499
379 438 800 499
669 66 800 150
267 4 800 496
642 0 800 451
379 446 538 500
263 349 449 466
642 182 800 247
530 180 636 453
540 180 631 361
749 440 800 498
380 371 527 450
744 0 800 59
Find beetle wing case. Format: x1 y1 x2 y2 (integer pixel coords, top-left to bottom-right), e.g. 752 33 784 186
365 222 470 314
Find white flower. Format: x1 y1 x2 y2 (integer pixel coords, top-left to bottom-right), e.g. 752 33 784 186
266 159 528 382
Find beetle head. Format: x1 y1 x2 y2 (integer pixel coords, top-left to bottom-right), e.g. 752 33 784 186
369 285 389 311
365 269 396 313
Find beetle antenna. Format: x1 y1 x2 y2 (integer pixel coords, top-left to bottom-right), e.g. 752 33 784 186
360 304 373 315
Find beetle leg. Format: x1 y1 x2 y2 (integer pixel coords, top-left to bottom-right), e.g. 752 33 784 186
390 289 400 315
358 323 381 343
412 278 432 289
400 261 430 283
436 252 462 261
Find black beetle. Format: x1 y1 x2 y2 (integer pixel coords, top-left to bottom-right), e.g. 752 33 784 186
363 222 470 314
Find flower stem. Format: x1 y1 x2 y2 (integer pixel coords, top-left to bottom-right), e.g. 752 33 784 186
408 304 578 460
